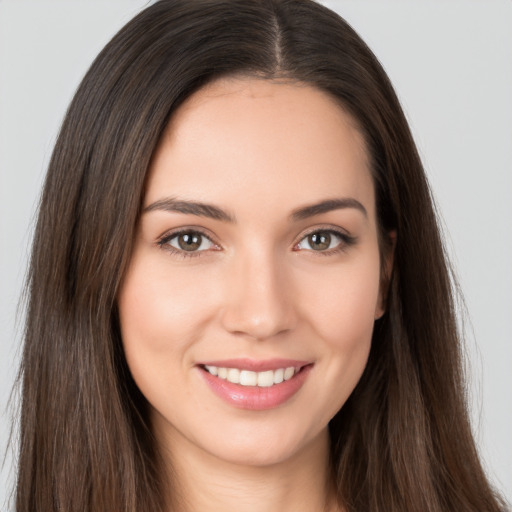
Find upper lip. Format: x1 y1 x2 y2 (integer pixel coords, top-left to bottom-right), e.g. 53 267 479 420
197 358 312 372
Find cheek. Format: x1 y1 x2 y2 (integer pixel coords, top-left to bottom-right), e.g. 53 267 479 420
297 254 381 348
116 252 221 400
119 254 216 347
299 256 380 415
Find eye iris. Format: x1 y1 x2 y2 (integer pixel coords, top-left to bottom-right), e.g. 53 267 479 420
178 233 202 251
308 232 331 251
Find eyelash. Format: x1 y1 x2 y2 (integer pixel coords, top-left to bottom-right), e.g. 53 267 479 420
157 228 219 259
157 227 357 259
293 227 357 256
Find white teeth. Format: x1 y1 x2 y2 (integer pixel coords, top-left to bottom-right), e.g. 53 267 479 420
273 368 284 384
227 368 240 384
204 365 300 387
284 367 295 381
240 370 257 386
205 365 218 376
257 370 274 387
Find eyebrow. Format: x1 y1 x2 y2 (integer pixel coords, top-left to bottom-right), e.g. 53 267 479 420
143 196 367 223
290 198 368 221
143 197 236 222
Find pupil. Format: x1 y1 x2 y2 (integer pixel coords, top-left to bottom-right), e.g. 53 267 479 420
178 233 201 251
309 232 331 251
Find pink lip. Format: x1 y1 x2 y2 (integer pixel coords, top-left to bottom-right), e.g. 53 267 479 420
198 358 310 372
197 360 313 411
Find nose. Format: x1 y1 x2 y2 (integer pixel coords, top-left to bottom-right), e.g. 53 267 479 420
219 247 298 341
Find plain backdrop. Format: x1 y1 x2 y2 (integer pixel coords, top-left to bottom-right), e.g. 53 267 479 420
1 1 511 508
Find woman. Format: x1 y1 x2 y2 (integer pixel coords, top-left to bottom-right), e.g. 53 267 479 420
14 0 507 511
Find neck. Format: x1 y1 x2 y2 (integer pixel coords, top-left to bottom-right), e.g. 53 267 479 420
160 427 339 512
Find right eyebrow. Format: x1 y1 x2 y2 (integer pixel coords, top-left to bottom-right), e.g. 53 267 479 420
290 197 368 221
142 197 236 223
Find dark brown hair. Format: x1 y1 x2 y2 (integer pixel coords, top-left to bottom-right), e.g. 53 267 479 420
15 0 506 511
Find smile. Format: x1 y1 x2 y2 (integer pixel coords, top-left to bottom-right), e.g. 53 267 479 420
197 359 313 410
204 365 299 387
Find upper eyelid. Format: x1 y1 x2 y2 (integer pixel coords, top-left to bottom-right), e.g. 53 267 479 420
294 225 352 242
158 226 219 245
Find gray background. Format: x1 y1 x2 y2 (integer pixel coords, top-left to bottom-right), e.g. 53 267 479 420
1 0 511 508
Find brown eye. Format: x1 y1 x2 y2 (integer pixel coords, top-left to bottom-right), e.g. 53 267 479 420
307 232 332 251
166 231 214 252
295 229 352 253
178 233 201 251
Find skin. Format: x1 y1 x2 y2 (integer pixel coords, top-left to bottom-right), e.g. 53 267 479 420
118 77 390 512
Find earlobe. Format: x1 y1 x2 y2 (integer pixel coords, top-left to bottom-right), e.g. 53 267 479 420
375 230 397 320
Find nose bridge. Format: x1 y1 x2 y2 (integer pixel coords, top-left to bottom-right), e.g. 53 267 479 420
220 243 296 340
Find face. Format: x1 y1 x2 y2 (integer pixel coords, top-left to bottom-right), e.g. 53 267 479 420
118 78 386 468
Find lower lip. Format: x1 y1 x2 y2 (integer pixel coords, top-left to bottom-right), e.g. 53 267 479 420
198 365 313 411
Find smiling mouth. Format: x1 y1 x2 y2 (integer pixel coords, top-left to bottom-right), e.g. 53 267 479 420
198 361 313 410
202 365 302 388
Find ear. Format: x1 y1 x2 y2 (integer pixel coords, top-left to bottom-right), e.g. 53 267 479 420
375 230 396 320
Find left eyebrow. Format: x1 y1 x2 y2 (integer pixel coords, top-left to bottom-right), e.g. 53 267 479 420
142 197 236 223
290 198 368 221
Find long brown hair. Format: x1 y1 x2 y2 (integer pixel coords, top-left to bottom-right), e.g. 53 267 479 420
15 0 506 511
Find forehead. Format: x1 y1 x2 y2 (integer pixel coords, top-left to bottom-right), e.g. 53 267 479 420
146 77 375 221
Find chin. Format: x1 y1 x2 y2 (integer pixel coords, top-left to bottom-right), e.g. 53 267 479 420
194 418 330 469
